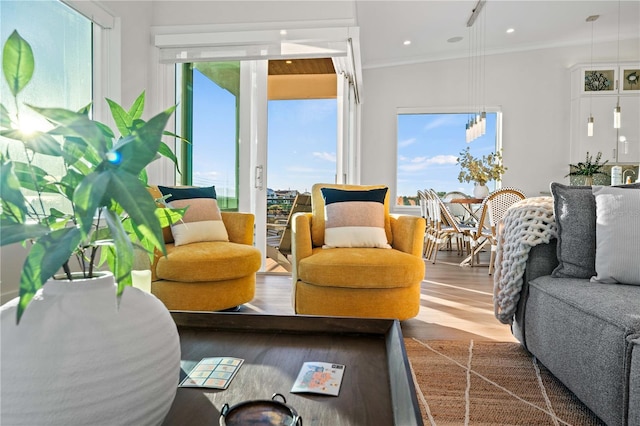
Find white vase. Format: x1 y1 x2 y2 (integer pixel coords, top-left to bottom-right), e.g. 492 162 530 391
0 272 180 425
473 183 490 199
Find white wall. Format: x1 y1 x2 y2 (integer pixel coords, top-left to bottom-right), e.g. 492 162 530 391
360 39 639 200
150 0 355 26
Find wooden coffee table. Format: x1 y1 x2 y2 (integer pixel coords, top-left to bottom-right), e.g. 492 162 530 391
163 312 423 425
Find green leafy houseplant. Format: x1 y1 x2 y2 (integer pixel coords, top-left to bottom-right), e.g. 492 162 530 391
457 147 507 186
0 30 184 322
566 151 609 179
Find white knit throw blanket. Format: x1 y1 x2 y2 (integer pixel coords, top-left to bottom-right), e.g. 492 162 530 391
493 196 557 324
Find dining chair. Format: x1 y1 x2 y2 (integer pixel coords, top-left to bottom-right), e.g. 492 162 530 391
468 187 526 274
417 190 435 258
427 189 475 264
443 191 473 225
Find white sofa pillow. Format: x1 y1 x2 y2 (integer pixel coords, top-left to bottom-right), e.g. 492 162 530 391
590 186 640 285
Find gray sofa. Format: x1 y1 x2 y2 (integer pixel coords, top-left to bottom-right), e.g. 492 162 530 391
512 241 640 426
508 183 640 426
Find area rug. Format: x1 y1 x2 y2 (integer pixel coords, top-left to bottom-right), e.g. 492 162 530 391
405 339 605 426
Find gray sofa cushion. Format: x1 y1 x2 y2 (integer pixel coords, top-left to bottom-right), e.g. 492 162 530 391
550 182 640 279
523 276 640 426
629 336 640 426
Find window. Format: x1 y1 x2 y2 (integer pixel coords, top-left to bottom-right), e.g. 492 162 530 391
0 0 92 214
179 62 240 210
396 111 501 206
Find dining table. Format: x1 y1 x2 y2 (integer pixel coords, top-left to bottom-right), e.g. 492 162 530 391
447 197 484 222
447 197 489 267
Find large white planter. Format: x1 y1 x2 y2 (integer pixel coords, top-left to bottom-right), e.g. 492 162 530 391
0 273 181 425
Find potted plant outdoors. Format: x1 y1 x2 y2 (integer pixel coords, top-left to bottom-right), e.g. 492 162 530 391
457 147 507 199
0 30 185 425
566 151 609 186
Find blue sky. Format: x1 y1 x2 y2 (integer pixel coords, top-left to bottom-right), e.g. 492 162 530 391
397 113 497 197
191 69 498 200
192 69 337 196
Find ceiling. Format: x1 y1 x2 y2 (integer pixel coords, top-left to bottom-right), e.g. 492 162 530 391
353 0 640 69
269 58 335 75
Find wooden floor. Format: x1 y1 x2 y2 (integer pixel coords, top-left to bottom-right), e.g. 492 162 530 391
237 249 517 343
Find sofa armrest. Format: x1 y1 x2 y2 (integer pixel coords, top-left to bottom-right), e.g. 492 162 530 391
221 212 255 245
390 214 426 257
512 239 558 346
523 239 558 284
291 213 313 281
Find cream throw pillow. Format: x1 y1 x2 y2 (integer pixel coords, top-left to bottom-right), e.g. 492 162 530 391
590 186 640 285
157 186 229 246
320 187 391 249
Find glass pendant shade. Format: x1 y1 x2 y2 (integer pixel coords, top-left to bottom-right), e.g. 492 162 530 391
587 116 594 137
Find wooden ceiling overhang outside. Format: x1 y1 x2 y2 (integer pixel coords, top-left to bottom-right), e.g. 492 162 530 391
195 58 337 101
268 58 337 100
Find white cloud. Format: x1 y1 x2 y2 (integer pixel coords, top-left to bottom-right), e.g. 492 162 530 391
429 154 458 165
312 151 336 162
193 170 219 178
398 154 458 172
399 137 417 148
423 115 457 131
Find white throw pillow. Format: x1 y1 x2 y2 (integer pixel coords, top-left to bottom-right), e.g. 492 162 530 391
320 187 391 249
590 186 640 285
157 186 229 246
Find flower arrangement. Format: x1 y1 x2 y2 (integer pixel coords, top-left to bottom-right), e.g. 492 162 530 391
566 151 609 178
457 147 506 186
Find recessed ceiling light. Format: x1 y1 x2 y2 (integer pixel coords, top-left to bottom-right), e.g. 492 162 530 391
280 30 287 35
506 28 515 34
403 40 411 46
285 60 293 64
447 36 464 43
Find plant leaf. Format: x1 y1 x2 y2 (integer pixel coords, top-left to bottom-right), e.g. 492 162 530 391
106 98 133 137
162 129 190 143
11 161 58 193
0 219 49 246
73 170 111 235
0 103 12 129
111 107 174 176
2 30 34 97
156 206 186 228
128 92 145 120
103 208 133 293
108 172 166 255
24 131 64 156
29 106 107 156
157 141 181 173
0 160 28 222
17 227 82 323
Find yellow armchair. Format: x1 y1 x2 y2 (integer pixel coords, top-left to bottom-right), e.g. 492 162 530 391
291 184 426 320
148 186 261 311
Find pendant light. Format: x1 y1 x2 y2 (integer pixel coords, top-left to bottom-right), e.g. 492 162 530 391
613 0 621 129
464 0 487 143
586 15 598 137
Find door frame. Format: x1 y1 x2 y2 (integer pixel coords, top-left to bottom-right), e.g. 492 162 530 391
149 22 362 271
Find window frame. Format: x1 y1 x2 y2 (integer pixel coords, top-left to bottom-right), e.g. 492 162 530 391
395 106 503 213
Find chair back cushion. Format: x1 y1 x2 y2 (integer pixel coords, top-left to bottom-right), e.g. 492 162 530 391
311 183 392 247
157 185 229 246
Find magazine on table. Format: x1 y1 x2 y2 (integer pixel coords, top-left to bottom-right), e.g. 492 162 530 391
179 357 244 390
291 361 345 396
